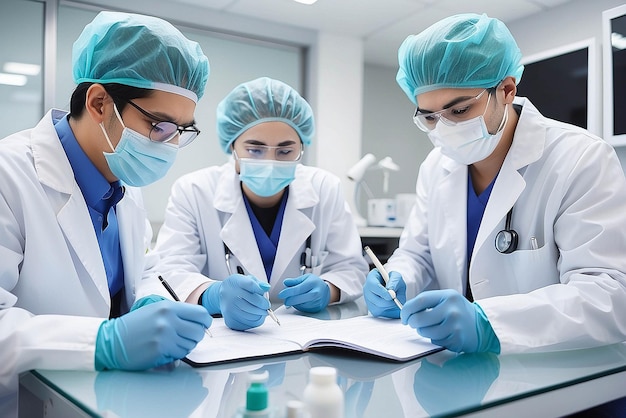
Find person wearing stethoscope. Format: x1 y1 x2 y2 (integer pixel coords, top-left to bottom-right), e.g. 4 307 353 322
364 13 626 358
146 77 368 331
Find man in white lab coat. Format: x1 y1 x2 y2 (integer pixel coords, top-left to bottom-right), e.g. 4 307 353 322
144 77 368 331
0 11 213 416
364 13 626 357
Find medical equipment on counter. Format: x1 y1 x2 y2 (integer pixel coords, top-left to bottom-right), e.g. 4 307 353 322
347 154 400 227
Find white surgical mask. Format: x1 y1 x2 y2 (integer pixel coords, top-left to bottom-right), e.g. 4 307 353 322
427 93 508 165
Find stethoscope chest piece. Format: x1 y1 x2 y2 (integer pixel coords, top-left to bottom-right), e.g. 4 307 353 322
495 208 518 254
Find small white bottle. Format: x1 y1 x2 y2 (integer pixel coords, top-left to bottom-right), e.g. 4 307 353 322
303 367 344 418
285 400 306 418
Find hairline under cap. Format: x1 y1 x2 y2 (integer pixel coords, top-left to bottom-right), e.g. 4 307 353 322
223 117 308 154
74 78 198 103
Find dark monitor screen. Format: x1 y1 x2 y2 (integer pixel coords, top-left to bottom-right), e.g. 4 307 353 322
517 47 588 129
611 14 626 136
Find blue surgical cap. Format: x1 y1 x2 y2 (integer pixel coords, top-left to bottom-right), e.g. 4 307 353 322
73 11 209 102
397 13 524 105
216 77 315 154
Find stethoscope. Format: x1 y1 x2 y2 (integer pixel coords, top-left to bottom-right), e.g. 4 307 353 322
223 235 312 275
494 208 518 254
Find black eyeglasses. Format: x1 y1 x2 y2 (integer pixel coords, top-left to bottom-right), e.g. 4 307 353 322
125 100 200 148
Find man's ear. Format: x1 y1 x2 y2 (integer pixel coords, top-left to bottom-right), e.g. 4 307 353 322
501 76 517 104
84 83 110 124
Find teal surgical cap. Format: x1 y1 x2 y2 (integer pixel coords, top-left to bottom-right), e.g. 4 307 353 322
73 11 209 102
216 77 315 154
396 13 524 105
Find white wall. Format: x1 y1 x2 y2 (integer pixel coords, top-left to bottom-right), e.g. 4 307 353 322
360 64 430 207
308 33 365 218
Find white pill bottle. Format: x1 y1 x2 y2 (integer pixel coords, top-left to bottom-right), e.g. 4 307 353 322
303 367 344 418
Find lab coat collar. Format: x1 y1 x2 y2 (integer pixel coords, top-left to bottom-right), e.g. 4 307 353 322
506 97 546 170
33 110 76 194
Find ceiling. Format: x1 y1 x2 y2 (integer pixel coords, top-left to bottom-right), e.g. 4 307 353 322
173 0 575 67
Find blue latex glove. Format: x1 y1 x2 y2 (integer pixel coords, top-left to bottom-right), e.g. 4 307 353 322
201 274 271 331
278 274 331 313
400 289 500 353
95 300 213 371
363 269 406 318
130 294 167 311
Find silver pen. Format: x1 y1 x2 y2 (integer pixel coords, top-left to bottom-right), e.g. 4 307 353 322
363 246 403 309
265 293 281 326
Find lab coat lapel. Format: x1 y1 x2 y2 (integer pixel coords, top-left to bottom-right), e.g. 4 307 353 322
216 163 267 280
438 158 469 287
473 159 524 257
271 172 317 282
34 111 109 304
55 191 109 303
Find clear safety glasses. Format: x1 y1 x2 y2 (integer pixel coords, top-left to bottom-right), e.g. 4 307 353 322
412 88 489 132
125 100 200 148
235 143 304 162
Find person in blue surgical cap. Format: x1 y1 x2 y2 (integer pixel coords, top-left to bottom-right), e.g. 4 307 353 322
143 77 368 331
364 13 626 359
0 11 212 416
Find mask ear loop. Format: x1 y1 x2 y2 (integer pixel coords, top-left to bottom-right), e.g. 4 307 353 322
100 103 126 153
99 122 116 152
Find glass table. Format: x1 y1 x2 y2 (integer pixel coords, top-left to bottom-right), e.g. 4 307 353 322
18 300 626 418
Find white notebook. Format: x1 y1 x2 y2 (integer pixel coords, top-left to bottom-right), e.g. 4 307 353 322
184 310 441 366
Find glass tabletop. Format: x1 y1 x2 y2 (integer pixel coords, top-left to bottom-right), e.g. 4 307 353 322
31 342 626 418
29 299 626 417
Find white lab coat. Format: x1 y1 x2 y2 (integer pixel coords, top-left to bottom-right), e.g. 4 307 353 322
143 161 368 304
385 97 626 353
0 110 153 398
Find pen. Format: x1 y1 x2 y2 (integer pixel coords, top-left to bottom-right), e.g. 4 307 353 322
363 246 403 309
300 251 307 275
265 293 281 326
158 275 213 337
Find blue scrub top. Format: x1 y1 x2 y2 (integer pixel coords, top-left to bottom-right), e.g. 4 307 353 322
466 174 496 265
55 115 125 298
243 188 289 281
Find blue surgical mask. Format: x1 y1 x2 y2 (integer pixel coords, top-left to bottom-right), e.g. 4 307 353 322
237 156 298 197
100 104 178 187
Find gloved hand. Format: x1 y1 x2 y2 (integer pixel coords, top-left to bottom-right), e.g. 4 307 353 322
363 269 406 318
130 294 167 311
201 274 271 331
95 299 213 371
278 274 331 313
400 289 500 353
